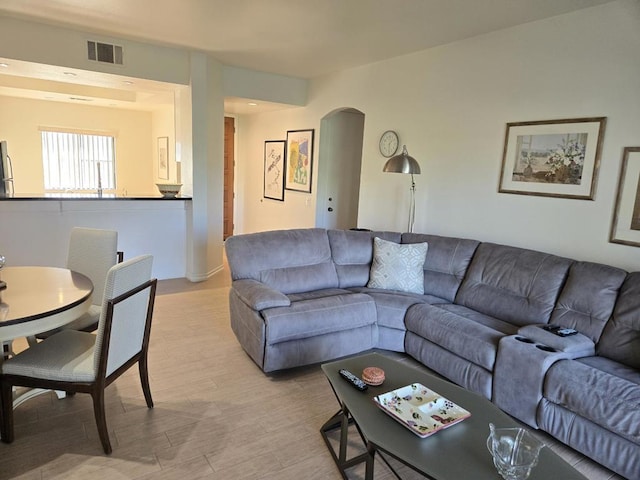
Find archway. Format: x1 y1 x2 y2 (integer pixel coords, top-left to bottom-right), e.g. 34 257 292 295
315 108 365 229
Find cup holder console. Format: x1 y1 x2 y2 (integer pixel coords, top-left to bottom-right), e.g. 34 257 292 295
496 334 565 427
536 344 557 352
515 336 534 344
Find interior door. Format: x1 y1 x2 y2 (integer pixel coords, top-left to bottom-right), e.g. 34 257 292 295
223 117 235 239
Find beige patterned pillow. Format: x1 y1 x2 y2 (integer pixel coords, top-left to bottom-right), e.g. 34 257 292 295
367 237 428 294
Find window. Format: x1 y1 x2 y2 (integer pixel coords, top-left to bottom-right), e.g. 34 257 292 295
41 129 116 192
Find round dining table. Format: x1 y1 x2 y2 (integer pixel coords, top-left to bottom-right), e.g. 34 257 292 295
0 266 93 343
0 266 93 415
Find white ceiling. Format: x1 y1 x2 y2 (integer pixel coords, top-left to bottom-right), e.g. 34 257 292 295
0 0 615 113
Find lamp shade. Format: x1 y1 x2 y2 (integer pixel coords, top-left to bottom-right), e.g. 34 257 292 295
383 145 421 175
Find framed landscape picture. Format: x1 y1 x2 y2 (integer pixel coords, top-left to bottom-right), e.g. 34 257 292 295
285 129 314 193
498 117 606 200
610 147 640 247
264 140 285 201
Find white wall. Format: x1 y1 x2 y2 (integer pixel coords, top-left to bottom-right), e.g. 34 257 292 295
238 108 318 232
0 95 155 195
235 0 640 272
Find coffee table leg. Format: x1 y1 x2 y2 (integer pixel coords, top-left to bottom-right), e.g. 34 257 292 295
320 407 371 479
365 442 376 480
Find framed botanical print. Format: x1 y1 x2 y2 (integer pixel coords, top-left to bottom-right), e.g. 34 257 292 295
285 129 314 193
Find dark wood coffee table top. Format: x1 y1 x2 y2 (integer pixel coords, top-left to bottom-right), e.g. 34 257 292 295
322 352 586 480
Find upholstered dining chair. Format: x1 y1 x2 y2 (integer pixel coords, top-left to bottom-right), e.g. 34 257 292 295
31 227 121 343
1 254 157 454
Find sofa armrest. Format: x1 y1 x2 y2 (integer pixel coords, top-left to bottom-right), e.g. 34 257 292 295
518 325 595 358
232 279 291 310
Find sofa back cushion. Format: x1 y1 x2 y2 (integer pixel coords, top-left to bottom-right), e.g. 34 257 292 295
455 243 572 326
598 272 640 369
402 233 480 302
550 261 627 342
328 229 401 288
225 228 339 294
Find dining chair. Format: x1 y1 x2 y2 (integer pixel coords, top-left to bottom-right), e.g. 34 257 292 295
1 254 157 454
31 227 120 343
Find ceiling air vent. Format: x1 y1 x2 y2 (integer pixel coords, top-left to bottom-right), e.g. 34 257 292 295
87 41 124 65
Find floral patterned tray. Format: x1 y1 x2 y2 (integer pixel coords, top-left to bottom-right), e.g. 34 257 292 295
373 383 471 438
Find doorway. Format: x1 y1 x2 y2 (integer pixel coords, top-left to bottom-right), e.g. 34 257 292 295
223 116 235 239
316 108 365 230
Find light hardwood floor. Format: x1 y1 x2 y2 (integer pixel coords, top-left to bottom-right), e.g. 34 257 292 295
0 266 625 480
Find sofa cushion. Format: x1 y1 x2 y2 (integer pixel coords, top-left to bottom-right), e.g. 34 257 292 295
350 286 447 305
367 237 428 294
361 290 429 331
328 229 401 288
287 288 354 303
262 293 376 345
598 272 640 369
405 303 517 371
544 356 640 444
259 261 338 295
225 228 339 294
402 233 480 302
455 243 572 326
549 261 626 342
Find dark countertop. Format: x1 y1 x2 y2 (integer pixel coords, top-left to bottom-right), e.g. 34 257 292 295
0 193 191 200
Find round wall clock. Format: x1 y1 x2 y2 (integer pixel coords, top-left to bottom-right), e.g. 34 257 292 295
379 130 399 157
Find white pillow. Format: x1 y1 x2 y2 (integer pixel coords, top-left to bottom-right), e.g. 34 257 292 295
367 237 428 294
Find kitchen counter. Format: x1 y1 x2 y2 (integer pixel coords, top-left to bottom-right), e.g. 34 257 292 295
0 193 191 200
1 198 191 280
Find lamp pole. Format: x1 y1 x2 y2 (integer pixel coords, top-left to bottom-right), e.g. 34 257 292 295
408 173 416 233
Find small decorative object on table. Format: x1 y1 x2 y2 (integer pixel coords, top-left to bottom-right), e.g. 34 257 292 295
487 423 545 480
374 383 470 438
156 183 182 198
362 366 385 386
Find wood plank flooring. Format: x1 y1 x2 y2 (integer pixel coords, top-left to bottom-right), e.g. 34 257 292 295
0 265 625 479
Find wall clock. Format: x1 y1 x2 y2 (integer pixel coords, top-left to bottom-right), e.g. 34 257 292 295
379 130 399 157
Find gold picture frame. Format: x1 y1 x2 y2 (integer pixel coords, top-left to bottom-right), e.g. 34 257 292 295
610 147 640 247
498 117 606 200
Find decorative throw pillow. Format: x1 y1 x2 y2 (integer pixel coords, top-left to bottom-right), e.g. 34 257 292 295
367 237 428 294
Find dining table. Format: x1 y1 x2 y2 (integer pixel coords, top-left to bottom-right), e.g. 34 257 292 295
0 265 93 412
0 266 93 343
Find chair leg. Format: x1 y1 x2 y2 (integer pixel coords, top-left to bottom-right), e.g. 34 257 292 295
138 356 154 409
0 379 14 443
2 342 14 360
91 389 112 454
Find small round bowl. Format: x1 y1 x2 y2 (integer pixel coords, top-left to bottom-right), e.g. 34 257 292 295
156 183 182 198
362 366 385 386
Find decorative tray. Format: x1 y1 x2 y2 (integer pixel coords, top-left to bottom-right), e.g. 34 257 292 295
373 383 471 438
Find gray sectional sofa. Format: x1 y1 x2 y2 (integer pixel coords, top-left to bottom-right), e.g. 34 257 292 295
225 228 640 479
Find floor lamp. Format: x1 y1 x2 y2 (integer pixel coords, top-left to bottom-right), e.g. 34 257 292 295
383 145 421 233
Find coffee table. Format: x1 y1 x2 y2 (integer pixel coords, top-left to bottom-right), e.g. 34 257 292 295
321 352 586 480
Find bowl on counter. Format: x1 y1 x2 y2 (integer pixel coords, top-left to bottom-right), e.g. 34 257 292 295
156 183 182 198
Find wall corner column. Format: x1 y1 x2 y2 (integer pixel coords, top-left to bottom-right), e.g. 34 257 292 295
185 52 225 281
